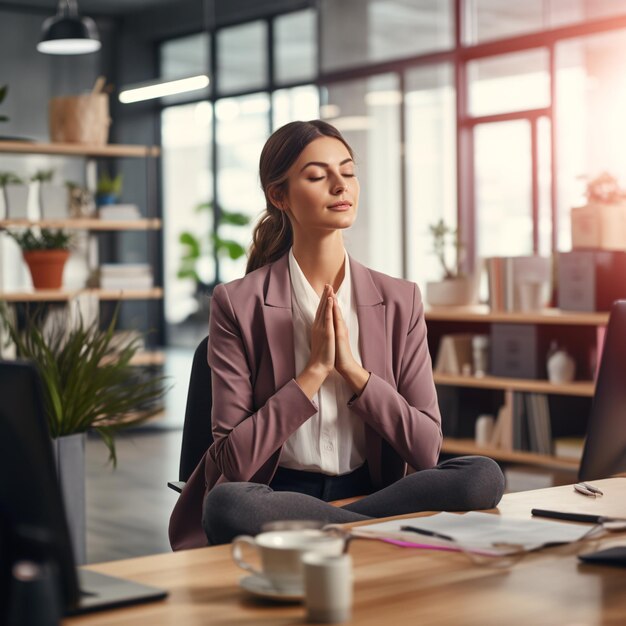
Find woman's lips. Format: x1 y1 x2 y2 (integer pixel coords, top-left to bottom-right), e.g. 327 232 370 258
327 201 352 211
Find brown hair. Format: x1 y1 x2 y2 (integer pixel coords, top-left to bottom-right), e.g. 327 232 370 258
245 120 354 275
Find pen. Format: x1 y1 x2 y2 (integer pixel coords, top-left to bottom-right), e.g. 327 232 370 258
531 509 612 524
400 525 454 541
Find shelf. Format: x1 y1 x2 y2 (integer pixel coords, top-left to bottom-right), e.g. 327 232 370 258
130 351 166 367
433 373 595 397
0 140 160 158
0 218 161 231
425 305 609 326
441 438 579 471
0 288 163 302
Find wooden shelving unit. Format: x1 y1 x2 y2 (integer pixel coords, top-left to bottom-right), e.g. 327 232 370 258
0 140 159 158
433 372 595 397
0 288 163 302
129 351 166 367
0 218 161 231
441 438 579 471
425 305 609 326
427 304 605 471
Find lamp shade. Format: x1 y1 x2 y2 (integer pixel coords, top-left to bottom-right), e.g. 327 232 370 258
37 2 101 55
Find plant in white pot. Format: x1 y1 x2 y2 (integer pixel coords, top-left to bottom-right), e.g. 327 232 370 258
0 304 169 563
0 171 29 219
425 219 478 307
31 168 69 220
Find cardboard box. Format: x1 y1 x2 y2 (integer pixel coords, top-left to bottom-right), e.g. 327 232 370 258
557 250 626 312
490 323 551 379
571 203 626 250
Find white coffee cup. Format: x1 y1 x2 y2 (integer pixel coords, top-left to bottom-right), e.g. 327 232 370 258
302 552 353 623
231 530 344 592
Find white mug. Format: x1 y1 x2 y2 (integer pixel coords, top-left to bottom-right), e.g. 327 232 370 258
231 530 344 592
303 552 353 623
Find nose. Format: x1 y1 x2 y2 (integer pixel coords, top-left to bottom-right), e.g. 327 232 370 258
331 174 348 195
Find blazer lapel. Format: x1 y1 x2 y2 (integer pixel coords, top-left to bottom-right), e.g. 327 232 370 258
263 253 296 390
349 256 386 487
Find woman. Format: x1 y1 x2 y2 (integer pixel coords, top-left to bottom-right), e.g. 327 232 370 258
169 120 504 550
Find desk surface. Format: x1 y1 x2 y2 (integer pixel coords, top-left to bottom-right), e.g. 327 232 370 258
66 478 626 626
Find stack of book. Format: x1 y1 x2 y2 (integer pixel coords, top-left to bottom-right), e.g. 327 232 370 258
486 256 551 311
434 334 473 375
98 204 141 220
99 264 153 290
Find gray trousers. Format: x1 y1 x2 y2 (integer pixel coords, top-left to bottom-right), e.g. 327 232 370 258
202 456 505 545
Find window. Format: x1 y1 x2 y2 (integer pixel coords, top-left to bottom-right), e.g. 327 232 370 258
160 33 210 104
272 85 319 129
215 93 270 282
405 64 457 288
217 21 268 95
322 73 402 276
320 0 453 72
275 9 317 85
161 102 213 325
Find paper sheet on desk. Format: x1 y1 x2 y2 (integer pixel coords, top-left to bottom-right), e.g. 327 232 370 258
350 512 594 556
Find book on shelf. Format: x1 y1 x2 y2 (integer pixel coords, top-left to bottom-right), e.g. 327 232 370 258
553 437 585 461
434 334 473 375
98 204 141 220
525 392 553 455
490 390 514 451
99 263 153 290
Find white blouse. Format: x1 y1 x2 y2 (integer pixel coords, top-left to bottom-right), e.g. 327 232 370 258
279 248 366 475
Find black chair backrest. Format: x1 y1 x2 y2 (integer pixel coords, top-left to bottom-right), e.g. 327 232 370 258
179 336 214 482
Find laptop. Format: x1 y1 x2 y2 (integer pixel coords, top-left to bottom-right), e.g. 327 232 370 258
0 360 167 616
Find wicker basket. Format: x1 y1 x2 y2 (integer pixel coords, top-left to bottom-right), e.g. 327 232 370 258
49 93 111 145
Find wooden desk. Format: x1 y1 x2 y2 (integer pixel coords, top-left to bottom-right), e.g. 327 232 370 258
66 478 626 625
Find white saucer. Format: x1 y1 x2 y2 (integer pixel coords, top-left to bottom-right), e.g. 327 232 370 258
239 574 304 602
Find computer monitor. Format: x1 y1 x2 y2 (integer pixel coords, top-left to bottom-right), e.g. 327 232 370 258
579 300 626 481
0 360 166 618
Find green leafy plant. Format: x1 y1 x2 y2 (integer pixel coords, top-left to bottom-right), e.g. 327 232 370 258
0 171 24 212
31 169 55 183
6 228 73 251
0 304 169 465
178 202 250 291
429 219 465 279
96 171 123 197
0 84 8 123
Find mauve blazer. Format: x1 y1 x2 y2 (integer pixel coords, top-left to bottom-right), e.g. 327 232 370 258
168 252 442 550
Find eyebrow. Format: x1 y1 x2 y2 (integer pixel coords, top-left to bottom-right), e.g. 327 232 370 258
299 158 353 172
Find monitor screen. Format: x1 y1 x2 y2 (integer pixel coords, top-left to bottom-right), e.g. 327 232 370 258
579 300 626 481
0 360 79 615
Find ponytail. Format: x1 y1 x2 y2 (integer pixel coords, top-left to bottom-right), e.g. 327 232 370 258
246 205 292 275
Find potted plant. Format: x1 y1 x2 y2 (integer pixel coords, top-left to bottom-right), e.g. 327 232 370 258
425 219 478 307
32 168 69 220
0 303 168 563
6 227 73 289
96 171 122 206
178 202 250 297
0 171 29 219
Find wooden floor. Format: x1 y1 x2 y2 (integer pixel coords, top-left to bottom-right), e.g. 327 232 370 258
85 429 183 564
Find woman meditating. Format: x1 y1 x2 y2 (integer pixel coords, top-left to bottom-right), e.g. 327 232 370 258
169 120 504 550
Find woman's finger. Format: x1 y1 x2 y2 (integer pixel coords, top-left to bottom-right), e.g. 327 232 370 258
314 284 330 322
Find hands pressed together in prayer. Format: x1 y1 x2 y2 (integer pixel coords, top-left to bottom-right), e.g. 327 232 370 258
299 284 370 399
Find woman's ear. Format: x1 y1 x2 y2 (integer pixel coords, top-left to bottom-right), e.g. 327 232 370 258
268 184 286 211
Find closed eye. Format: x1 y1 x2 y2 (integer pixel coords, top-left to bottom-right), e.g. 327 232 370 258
307 176 324 181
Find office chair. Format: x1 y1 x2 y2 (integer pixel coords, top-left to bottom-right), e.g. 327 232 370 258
167 336 213 493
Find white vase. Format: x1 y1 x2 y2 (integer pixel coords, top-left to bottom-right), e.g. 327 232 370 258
51 432 87 565
425 276 478 307
547 349 576 384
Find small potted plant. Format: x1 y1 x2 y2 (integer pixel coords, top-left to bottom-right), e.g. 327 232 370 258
32 168 69 220
6 227 73 289
0 171 29 219
425 219 478 307
96 171 122 206
178 201 250 298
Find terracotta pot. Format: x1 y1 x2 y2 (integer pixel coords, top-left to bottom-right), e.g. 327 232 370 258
23 249 70 289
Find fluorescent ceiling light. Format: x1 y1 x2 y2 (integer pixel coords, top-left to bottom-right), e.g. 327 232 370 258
119 75 210 104
37 0 101 55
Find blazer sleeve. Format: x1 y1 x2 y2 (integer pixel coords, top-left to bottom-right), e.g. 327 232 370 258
348 283 442 470
207 284 318 482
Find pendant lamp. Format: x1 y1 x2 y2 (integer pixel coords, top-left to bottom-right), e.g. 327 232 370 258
37 0 101 55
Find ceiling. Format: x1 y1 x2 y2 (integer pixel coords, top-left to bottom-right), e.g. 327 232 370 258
1 0 182 17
